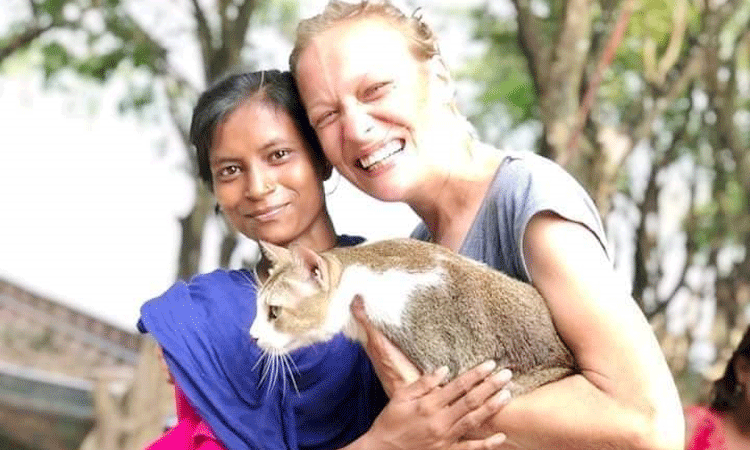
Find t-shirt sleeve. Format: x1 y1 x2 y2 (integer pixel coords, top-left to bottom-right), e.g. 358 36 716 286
495 151 610 280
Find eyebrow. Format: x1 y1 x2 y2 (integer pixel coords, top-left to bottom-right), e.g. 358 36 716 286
208 139 291 165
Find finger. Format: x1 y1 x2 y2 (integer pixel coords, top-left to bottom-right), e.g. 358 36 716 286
433 360 498 407
397 365 449 400
350 295 367 321
449 433 507 450
447 368 512 421
448 386 511 439
350 296 373 338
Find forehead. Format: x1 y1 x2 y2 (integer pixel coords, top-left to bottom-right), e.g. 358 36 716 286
300 18 418 81
210 100 302 157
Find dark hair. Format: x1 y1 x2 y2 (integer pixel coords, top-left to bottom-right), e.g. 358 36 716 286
189 69 327 189
710 325 750 411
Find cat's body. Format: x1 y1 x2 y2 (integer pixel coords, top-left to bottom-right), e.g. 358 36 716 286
250 238 576 395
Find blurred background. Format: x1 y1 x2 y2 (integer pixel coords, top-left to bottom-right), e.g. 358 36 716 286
1 0 748 448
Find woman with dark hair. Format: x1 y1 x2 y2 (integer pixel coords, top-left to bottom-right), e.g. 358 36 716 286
139 69 510 450
686 326 750 449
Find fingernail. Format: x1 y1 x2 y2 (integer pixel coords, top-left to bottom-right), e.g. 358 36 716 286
480 360 497 372
488 432 506 446
491 389 511 407
492 368 512 383
434 366 449 378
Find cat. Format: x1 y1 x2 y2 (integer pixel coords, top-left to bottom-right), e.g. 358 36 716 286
249 237 577 396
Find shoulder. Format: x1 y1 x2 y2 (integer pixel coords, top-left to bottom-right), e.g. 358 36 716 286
492 149 609 255
493 149 591 203
138 269 256 333
150 268 255 307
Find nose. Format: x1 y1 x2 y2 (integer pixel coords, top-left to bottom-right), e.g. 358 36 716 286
244 165 275 199
342 101 374 142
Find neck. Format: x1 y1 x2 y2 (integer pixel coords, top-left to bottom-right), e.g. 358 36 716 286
407 138 503 249
255 211 337 282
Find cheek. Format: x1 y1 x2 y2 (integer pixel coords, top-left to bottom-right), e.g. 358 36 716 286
212 188 235 214
288 165 325 199
318 130 345 164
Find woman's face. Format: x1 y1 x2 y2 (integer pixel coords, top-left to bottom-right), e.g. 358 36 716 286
295 18 445 202
210 99 330 248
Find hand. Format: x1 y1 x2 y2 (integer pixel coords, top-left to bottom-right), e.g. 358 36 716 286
351 296 420 396
365 360 513 450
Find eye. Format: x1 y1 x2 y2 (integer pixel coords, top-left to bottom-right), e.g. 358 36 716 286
268 305 281 320
363 81 391 101
269 149 290 163
314 110 339 129
216 165 240 179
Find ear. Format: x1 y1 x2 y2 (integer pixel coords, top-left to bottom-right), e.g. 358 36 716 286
290 244 329 287
426 55 455 106
258 241 291 268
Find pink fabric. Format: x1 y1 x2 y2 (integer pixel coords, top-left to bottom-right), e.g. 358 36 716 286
145 386 225 450
686 405 727 450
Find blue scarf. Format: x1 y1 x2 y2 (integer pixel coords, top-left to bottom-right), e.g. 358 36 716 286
138 235 386 449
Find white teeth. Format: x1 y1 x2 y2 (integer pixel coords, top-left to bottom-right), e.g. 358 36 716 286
359 141 403 170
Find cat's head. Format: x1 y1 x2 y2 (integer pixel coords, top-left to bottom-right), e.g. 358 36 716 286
249 241 342 354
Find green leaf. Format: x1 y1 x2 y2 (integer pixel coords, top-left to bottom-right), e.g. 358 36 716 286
41 42 71 78
76 48 127 80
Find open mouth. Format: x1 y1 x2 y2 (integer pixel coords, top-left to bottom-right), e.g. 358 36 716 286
357 140 404 171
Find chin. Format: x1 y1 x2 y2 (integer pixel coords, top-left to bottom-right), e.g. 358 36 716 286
253 229 296 247
353 177 410 203
364 184 410 203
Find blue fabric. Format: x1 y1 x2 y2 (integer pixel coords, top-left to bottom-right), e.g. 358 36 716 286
138 235 387 450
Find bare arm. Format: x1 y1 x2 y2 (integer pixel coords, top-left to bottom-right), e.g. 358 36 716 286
484 212 684 450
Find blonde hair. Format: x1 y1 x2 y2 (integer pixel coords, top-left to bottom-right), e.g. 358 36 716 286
289 0 440 75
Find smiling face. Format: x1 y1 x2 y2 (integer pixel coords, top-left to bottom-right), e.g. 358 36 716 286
294 18 450 202
210 98 332 248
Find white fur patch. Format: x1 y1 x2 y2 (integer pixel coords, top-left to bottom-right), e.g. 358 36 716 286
329 265 445 341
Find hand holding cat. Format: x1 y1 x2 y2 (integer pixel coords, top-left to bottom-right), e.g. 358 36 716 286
351 296 420 395
359 359 511 450
351 296 513 450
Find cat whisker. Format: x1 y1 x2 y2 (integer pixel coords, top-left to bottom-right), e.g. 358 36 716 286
251 350 266 372
281 354 300 396
258 351 276 389
239 270 256 288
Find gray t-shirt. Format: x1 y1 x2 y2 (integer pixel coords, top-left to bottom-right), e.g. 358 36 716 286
411 149 609 283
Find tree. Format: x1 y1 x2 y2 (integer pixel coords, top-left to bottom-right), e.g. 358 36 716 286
468 0 750 400
1 0 300 281
1 1 299 447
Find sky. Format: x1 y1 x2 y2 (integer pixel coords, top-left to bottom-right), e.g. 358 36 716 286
1 0 503 331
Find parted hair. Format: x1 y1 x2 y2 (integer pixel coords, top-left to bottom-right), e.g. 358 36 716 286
289 0 440 75
189 70 326 190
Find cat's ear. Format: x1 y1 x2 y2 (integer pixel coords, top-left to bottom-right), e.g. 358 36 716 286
291 245 328 287
258 241 291 268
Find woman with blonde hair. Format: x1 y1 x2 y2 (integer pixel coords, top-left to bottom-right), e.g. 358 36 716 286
290 1 686 448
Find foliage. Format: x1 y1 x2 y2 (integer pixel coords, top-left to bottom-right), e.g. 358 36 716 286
464 0 750 399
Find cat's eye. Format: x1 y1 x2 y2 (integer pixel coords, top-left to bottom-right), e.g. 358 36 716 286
268 305 280 320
